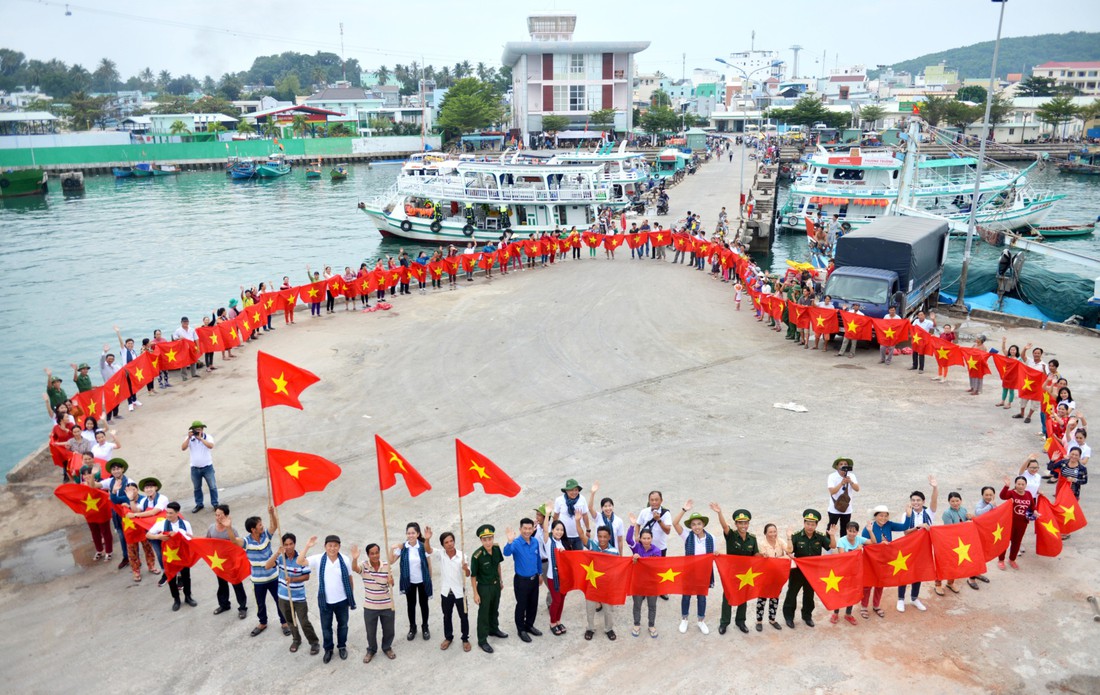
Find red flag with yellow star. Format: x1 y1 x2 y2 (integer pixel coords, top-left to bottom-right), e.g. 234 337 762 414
647 230 672 247
195 325 221 355
70 387 104 421
929 336 965 370
54 484 112 523
626 232 647 250
861 529 935 587
1034 494 1063 557
807 306 839 335
455 439 520 498
671 233 691 252
838 311 874 341
557 550 632 604
990 353 1023 390
113 503 156 544
971 502 1013 561
1053 477 1087 534
102 367 130 414
155 339 198 370
604 234 625 251
786 303 811 330
793 552 864 611
216 320 244 349
375 434 431 497
188 537 252 584
1017 364 1046 402
909 325 934 356
123 351 159 391
629 555 713 596
961 348 992 378
929 523 988 581
267 449 342 506
161 532 198 581
583 232 605 248
407 263 427 284
871 318 910 347
714 555 789 604
300 280 328 305
256 351 320 410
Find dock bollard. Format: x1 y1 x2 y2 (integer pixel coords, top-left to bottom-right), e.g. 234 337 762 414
1088 596 1100 622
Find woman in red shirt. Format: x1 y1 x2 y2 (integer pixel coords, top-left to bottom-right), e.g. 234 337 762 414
998 475 1035 571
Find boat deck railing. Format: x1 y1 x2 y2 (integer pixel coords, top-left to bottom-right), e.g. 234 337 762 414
396 178 610 204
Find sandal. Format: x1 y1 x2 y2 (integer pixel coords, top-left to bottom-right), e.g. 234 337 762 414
631 626 640 637
649 627 658 638
976 575 990 583
934 586 945 596
770 620 783 630
967 579 979 590
289 643 299 653
860 608 870 619
584 630 594 641
873 607 885 618
947 584 960 594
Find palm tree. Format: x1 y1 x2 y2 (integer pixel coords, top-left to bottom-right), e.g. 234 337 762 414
453 62 468 79
262 120 279 139
206 122 226 138
157 70 172 91
291 114 309 138
236 120 255 135
375 65 391 85
169 119 190 135
476 62 488 82
139 67 154 87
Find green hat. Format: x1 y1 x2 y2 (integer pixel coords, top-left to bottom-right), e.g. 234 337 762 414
832 457 854 470
802 509 822 522
561 478 582 493
77 363 90 370
534 505 548 517
190 420 206 429
107 457 128 472
731 509 752 522
685 512 709 527
477 524 495 538
138 477 162 491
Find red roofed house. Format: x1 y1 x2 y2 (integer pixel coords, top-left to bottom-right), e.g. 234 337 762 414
1031 61 1100 96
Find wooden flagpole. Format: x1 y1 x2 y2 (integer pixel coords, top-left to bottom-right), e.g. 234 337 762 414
457 454 470 613
261 394 295 631
377 454 395 605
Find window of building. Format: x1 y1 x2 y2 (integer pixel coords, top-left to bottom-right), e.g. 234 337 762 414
1008 128 1015 135
569 85 586 111
570 54 584 76
553 85 569 111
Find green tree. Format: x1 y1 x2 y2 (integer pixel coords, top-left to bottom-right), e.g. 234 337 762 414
275 73 301 101
66 91 106 130
987 93 1014 126
541 114 570 133
640 106 679 134
1017 76 1056 97
91 58 120 92
650 89 672 108
191 94 234 116
236 119 255 135
262 120 279 138
367 117 393 133
917 94 952 127
218 74 243 101
944 100 982 129
169 119 190 135
375 65 390 85
153 94 192 114
328 123 352 137
206 122 226 138
437 77 503 136
157 70 172 91
858 105 886 129
1034 95 1080 139
138 67 154 89
955 85 987 104
291 114 309 138
590 108 617 130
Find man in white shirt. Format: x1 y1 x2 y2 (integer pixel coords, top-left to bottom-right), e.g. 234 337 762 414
909 310 934 373
826 457 860 533
552 479 590 550
99 347 124 422
301 534 355 663
432 531 471 651
171 316 200 380
146 501 196 611
181 420 217 513
837 303 865 358
635 491 673 555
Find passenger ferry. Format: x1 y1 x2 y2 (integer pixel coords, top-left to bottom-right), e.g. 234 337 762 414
361 156 624 243
778 124 1062 235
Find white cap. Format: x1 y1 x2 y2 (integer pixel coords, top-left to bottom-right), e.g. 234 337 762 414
871 505 890 515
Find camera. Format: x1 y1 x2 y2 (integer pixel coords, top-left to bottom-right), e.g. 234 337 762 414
840 466 852 474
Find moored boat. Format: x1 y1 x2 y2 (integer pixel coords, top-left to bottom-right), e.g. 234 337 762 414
256 154 291 178
132 163 154 178
1056 147 1100 175
151 164 179 176
305 159 322 179
113 166 134 179
229 159 256 180
330 163 349 180
1032 220 1097 239
59 171 84 193
0 168 48 198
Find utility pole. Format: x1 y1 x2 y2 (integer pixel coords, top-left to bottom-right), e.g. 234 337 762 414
339 23 346 83
751 30 755 52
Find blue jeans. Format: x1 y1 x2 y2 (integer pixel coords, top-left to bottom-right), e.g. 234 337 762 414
190 466 218 507
112 513 129 561
254 580 285 626
898 582 921 600
320 598 350 651
681 594 707 619
149 539 164 570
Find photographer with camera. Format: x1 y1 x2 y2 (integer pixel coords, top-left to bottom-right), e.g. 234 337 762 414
827 457 861 533
181 420 217 513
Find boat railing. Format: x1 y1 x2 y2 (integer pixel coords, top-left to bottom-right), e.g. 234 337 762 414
396 178 610 203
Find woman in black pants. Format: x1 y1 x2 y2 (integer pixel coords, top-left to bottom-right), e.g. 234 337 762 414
391 522 434 641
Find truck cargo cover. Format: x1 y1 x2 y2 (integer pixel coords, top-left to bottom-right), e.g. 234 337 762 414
833 217 948 291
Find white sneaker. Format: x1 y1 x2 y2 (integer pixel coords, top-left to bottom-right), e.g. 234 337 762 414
896 600 906 613
128 404 134 411
911 598 927 612
134 400 142 407
697 621 709 635
678 619 688 634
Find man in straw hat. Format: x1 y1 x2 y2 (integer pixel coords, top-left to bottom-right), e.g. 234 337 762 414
827 457 860 533
181 420 216 514
672 500 716 635
712 505 759 634
129 476 169 583
782 508 836 628
552 479 590 550
470 524 507 653
99 457 134 570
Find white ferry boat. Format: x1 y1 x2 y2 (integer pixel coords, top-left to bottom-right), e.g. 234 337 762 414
778 124 1062 235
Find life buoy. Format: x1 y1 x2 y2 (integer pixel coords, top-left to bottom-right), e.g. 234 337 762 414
399 219 413 232
840 222 852 232
462 225 474 236
787 215 798 226
62 177 81 190
429 220 442 233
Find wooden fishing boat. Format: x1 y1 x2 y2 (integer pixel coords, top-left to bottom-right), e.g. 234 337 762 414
330 163 349 180
1033 221 1096 239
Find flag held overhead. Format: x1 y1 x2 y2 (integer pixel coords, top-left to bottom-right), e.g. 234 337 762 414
375 434 432 497
256 351 320 410
455 439 520 498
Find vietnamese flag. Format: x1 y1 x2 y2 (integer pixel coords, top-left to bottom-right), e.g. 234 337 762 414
807 306 838 335
1017 364 1046 402
523 240 541 259
909 325 935 356
786 303 811 330
49 440 71 471
408 264 427 284
872 318 910 347
929 523 988 581
161 533 198 581
672 233 692 252
427 261 445 281
714 556 790 605
476 253 495 270
113 503 153 545
195 325 222 355
259 292 284 313
102 367 130 414
54 484 112 523
626 232 647 250
245 303 270 326
123 351 159 391
217 320 243 349
990 354 1023 390
189 537 252 584
70 387 104 421
1053 477 1087 534
648 230 672 247
583 232 604 248
339 278 359 298
604 234 625 250
301 280 327 305
373 269 394 291
375 434 432 497
629 555 713 596
930 337 965 370
792 552 864 611
459 254 480 273
267 449 343 506
972 502 1013 561
156 339 198 370
861 529 935 587
256 351 320 410
1034 494 1063 557
1045 419 1067 463
838 311 873 341
455 439 520 498
443 256 459 276
325 275 344 297
961 348 991 378
557 550 632 605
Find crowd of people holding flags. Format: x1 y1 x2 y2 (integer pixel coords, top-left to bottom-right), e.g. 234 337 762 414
44 198 1091 662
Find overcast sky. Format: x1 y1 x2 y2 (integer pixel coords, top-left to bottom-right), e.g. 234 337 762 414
2 0 1098 82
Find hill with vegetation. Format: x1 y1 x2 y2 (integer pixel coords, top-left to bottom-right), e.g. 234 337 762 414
884 32 1100 79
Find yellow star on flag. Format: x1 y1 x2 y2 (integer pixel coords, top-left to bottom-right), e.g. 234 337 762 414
1040 519 1059 536
735 567 763 589
952 538 972 565
134 367 144 381
815 316 825 327
252 310 262 321
991 524 1004 543
82 494 101 512
164 348 179 363
112 384 121 396
1058 504 1077 525
388 452 407 472
243 319 251 331
468 461 489 479
581 560 605 588
846 321 858 333
1021 377 1034 392
655 234 664 242
886 551 911 575
151 358 160 369
209 334 218 345
308 287 320 298
265 299 274 310
87 400 98 415
163 545 181 563
207 553 226 571
657 568 681 583
912 333 922 344
936 347 951 360
882 327 896 339
271 372 289 395
361 281 370 291
966 356 978 370
286 295 297 306
229 328 238 340
284 460 308 479
820 569 844 592
122 516 136 531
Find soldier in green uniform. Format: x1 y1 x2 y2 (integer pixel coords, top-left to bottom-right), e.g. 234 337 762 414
72 362 93 393
782 509 837 628
783 279 801 341
470 524 508 653
712 505 761 634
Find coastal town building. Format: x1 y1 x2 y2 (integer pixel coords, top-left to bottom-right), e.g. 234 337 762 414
148 113 238 137
503 12 649 140
0 87 52 110
1031 61 1100 96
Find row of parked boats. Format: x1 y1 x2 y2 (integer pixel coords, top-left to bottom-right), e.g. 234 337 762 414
113 162 179 178
226 154 349 181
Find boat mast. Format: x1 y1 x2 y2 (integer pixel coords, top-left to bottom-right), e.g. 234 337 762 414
896 120 920 209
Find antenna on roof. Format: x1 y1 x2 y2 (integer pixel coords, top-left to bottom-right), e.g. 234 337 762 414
340 22 346 83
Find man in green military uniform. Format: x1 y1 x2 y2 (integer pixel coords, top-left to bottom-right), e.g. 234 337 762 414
712 505 761 634
71 362 93 393
782 508 837 628
470 524 508 653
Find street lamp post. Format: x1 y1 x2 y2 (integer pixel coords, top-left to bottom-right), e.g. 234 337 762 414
955 0 1008 308
715 58 784 215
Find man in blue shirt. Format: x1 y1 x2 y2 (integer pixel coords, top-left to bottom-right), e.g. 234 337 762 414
503 518 543 642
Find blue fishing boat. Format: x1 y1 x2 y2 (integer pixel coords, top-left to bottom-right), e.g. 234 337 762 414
229 159 257 180
132 162 154 178
256 154 291 178
113 166 134 178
